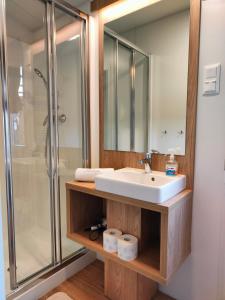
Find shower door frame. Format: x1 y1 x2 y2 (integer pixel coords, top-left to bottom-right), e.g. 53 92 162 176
0 0 90 292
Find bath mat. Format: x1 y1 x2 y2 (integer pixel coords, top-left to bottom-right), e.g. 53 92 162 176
47 292 73 300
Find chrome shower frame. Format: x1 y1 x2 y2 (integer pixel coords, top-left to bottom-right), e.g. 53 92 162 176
0 0 90 293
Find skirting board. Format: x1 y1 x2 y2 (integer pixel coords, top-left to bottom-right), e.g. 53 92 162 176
13 251 96 300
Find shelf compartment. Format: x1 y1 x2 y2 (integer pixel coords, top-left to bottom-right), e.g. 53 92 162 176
141 209 160 251
68 230 164 284
67 189 106 235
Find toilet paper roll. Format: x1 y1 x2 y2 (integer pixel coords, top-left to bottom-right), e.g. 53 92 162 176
117 234 138 261
103 228 122 253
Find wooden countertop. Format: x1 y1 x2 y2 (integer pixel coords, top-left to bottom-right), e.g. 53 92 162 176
66 180 192 214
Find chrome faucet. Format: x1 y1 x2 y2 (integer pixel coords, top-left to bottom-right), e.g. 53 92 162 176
139 153 152 173
138 150 160 173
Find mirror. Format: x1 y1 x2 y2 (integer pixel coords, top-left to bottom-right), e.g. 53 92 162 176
103 0 190 155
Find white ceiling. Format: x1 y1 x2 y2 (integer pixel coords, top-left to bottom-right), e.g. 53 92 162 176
106 0 190 33
7 0 89 33
7 0 45 33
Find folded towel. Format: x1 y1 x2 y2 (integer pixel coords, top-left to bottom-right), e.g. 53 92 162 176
74 168 114 182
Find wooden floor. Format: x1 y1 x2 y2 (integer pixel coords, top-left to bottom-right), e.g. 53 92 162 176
39 260 175 300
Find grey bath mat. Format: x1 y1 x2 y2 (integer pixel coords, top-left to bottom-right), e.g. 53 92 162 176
47 292 73 300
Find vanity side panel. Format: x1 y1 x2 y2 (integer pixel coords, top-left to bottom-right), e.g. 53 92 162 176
166 194 192 279
160 212 169 278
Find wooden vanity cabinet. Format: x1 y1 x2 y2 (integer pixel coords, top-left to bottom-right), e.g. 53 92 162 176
66 181 192 282
66 181 192 299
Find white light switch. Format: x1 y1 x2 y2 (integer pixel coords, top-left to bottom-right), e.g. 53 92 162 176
203 63 221 95
204 80 216 93
205 66 217 78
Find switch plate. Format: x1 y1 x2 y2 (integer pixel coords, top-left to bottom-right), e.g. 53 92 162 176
204 80 216 93
203 63 221 95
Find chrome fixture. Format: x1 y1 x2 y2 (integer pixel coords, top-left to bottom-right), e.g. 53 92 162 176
34 68 67 175
58 113 66 123
34 67 47 88
139 152 152 173
139 150 160 173
34 68 67 126
42 110 67 127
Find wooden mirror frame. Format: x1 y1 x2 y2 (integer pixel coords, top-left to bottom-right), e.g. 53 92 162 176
96 0 201 189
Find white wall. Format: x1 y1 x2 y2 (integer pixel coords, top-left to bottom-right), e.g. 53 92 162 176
160 1 225 299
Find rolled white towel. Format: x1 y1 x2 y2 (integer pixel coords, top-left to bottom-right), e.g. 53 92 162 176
74 168 114 182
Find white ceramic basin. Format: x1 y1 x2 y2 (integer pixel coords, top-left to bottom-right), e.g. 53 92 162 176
95 168 186 203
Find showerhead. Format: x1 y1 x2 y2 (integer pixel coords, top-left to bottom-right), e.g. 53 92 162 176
34 68 47 87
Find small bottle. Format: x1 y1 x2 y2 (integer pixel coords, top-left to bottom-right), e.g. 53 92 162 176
165 149 178 176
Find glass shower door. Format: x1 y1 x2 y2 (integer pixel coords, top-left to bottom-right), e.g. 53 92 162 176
0 0 89 294
53 5 88 260
3 0 53 290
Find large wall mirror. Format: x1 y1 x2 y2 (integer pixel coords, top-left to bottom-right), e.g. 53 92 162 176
98 0 200 188
103 0 190 155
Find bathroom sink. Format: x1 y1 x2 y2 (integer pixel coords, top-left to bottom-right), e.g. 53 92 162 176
95 168 186 203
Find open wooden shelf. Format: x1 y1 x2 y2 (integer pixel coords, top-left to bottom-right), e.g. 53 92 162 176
66 181 192 285
68 230 163 283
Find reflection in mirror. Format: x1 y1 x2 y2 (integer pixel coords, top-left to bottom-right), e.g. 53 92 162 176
104 34 117 150
117 42 132 151
104 29 149 152
134 52 149 152
103 0 190 155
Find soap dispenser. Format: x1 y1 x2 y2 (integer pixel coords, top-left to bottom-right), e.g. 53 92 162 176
165 149 178 176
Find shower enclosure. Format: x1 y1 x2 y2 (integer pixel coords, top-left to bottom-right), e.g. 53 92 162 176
0 0 89 296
